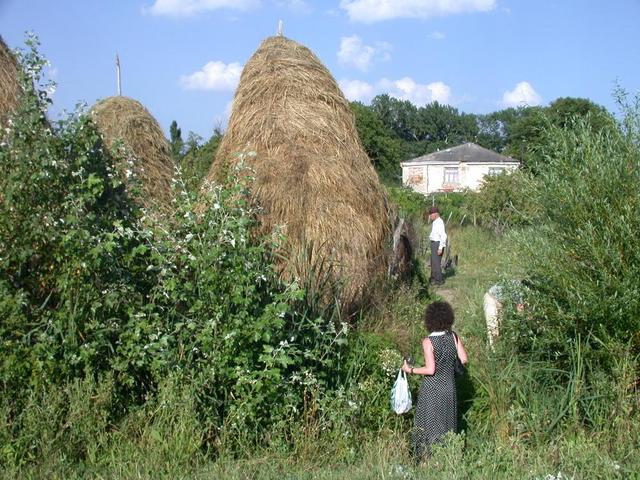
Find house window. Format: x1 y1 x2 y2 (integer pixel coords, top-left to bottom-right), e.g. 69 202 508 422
444 167 459 185
488 167 506 176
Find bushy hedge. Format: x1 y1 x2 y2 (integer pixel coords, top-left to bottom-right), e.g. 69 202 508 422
466 170 538 234
501 107 640 359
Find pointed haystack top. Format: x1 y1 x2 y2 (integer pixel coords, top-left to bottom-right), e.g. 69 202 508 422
208 36 391 312
90 96 175 213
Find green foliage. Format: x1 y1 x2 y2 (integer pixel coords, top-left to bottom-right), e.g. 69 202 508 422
430 191 473 225
1 35 144 396
350 101 403 181
385 185 429 220
180 129 222 192
413 102 478 153
492 92 640 445
385 186 472 226
169 120 184 160
475 107 531 153
503 102 639 360
507 97 616 171
368 95 479 161
465 170 538 233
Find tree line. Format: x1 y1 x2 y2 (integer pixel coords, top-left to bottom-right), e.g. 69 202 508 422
351 94 615 181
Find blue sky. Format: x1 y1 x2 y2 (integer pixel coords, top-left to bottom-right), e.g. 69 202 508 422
1 0 639 139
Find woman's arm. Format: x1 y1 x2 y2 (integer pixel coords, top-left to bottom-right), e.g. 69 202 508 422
455 334 468 365
402 337 435 375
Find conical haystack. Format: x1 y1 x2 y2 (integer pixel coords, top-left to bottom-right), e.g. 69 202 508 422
90 96 175 212
0 35 21 129
207 36 391 311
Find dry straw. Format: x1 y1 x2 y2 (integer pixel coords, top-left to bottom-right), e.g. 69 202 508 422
0 35 21 129
208 36 391 312
90 96 175 212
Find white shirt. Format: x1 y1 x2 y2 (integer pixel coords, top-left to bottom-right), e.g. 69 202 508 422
429 216 447 248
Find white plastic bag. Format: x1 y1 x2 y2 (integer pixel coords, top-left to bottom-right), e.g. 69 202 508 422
390 369 412 414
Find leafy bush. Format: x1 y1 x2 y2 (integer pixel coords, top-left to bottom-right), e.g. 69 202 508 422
432 191 474 225
466 170 538 234
385 187 471 226
385 185 429 220
503 106 639 358
489 97 640 440
179 130 222 193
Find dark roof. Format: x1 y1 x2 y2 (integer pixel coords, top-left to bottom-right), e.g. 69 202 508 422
403 142 519 165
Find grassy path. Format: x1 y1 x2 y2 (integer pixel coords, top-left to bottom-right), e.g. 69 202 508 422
432 226 513 354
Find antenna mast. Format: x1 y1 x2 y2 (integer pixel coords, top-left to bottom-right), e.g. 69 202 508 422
116 54 122 96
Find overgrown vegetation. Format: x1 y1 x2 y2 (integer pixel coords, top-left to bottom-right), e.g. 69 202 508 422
1 36 638 479
502 97 640 361
0 37 398 472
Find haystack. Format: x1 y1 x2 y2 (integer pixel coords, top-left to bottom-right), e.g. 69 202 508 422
207 36 391 311
0 35 21 129
90 96 175 212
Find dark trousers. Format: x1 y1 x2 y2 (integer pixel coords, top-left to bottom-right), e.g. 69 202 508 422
430 241 443 284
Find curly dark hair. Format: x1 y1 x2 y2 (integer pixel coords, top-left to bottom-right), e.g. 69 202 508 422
424 301 455 332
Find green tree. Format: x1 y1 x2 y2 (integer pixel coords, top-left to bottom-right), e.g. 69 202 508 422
169 119 184 161
181 128 223 192
370 94 418 142
476 107 531 154
414 102 478 154
507 98 615 170
350 102 403 181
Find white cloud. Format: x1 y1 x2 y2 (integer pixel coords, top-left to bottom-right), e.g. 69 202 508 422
430 30 446 40
339 79 376 103
338 35 391 71
180 61 243 91
275 0 310 13
380 77 451 105
340 0 496 23
340 76 452 106
144 0 260 17
501 81 542 107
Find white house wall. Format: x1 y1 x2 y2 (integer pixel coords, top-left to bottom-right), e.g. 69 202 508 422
402 162 519 194
402 165 429 194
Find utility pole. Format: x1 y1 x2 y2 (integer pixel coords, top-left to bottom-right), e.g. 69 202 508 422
116 54 122 96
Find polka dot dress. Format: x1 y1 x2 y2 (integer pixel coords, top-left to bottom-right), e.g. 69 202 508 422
411 331 458 459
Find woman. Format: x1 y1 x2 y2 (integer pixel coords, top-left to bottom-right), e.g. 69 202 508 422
402 300 468 459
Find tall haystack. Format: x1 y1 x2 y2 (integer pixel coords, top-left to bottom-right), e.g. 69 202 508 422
90 96 175 212
207 36 391 311
0 35 21 129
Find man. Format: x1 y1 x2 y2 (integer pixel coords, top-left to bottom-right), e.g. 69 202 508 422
427 205 446 286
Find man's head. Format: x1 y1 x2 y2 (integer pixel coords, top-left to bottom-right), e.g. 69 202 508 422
427 205 440 221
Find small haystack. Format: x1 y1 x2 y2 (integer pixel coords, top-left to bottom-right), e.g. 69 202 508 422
90 96 175 212
207 36 391 311
0 35 21 129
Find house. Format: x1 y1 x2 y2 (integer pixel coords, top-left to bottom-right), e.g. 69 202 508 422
400 142 520 195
